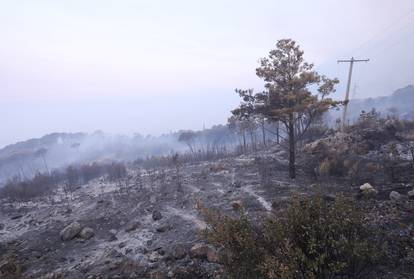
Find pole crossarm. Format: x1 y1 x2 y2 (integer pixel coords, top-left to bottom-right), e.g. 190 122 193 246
338 58 370 63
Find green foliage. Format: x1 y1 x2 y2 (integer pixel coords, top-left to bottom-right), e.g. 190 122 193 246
200 194 384 279
199 205 264 278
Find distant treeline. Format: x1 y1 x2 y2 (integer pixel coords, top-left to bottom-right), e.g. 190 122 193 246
0 162 127 202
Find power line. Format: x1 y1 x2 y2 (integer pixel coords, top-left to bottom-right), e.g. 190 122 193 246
351 6 414 57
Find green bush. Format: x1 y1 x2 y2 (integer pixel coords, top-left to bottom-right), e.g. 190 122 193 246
199 194 384 279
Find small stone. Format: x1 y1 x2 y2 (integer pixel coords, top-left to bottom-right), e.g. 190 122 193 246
125 221 140 232
323 194 336 202
108 235 117 242
389 191 401 201
408 189 414 199
359 183 378 197
152 211 162 221
0 223 4 230
156 224 171 233
125 248 133 254
10 214 23 220
148 251 160 263
60 222 82 241
79 227 95 240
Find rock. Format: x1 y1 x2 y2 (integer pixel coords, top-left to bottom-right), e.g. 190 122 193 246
323 194 336 202
171 244 187 259
107 249 123 258
231 181 242 188
31 251 42 259
154 247 165 255
408 189 414 199
79 227 95 240
60 222 82 241
190 243 219 263
156 224 171 233
359 183 377 193
108 235 117 242
10 214 23 220
125 248 133 254
148 251 160 263
125 221 140 232
152 211 162 221
389 191 401 201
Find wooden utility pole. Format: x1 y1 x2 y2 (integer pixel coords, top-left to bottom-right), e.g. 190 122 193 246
338 57 369 128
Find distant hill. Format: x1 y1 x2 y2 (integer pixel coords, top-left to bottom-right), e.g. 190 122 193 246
0 131 182 184
329 85 414 124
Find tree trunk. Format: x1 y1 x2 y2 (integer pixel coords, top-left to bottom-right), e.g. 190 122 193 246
276 121 280 144
288 120 296 179
261 121 266 146
250 130 255 151
242 132 246 152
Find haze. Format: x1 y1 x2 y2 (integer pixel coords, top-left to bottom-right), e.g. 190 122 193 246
1 0 414 148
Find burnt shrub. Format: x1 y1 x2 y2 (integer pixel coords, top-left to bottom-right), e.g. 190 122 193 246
0 249 22 279
80 163 105 183
0 173 56 202
107 162 127 182
65 165 81 188
199 194 384 279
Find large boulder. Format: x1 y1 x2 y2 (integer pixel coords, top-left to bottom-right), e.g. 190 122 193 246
79 227 95 240
60 222 82 241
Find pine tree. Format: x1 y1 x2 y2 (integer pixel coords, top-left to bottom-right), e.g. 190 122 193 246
235 39 340 178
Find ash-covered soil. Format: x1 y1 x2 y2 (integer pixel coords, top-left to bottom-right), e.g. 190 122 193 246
0 146 413 278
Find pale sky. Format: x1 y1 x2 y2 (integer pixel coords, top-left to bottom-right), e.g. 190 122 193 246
1 0 414 147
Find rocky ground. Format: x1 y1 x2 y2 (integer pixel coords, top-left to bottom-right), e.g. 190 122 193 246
0 144 413 278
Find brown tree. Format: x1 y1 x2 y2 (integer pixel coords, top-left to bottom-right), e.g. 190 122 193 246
237 39 340 178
